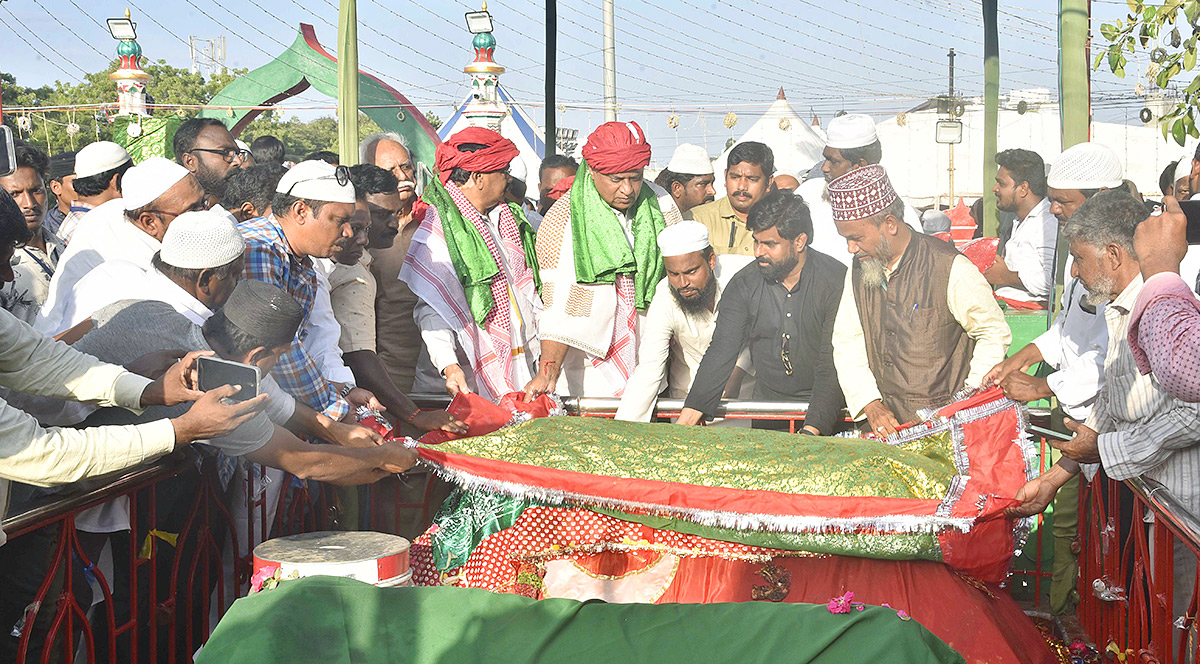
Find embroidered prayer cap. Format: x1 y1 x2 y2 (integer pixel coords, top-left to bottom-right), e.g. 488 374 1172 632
666 143 713 176
75 141 132 179
546 175 575 201
1046 142 1124 190
122 157 191 211
275 160 356 204
49 151 77 180
827 164 898 223
222 278 304 347
434 127 519 183
582 121 652 174
160 210 246 270
657 219 710 257
1174 156 1192 185
824 114 878 150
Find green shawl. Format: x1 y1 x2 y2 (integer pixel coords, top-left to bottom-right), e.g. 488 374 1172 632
568 161 666 311
421 177 541 327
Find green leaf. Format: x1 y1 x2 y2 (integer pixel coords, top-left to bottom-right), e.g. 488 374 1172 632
1146 5 1158 20
1126 0 1139 11
1173 118 1187 145
1186 47 1197 70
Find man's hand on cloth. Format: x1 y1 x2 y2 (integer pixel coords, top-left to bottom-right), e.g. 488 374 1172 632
411 410 468 434
1005 462 1076 518
982 344 1043 388
998 372 1053 403
863 399 902 436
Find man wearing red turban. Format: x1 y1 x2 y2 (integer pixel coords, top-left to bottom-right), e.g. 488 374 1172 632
400 127 544 401
525 121 683 399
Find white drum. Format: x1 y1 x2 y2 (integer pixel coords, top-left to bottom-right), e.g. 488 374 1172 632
253 531 411 587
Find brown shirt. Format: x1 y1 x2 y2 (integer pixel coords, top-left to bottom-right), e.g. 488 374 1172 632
368 218 421 392
685 196 755 256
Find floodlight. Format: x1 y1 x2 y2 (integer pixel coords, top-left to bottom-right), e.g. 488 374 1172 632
107 17 137 40
465 10 493 34
935 120 963 145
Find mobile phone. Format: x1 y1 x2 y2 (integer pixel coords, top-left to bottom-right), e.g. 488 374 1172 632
0 127 16 178
196 356 260 403
1175 200 1200 244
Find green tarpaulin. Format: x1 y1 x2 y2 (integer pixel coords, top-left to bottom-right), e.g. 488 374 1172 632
197 576 964 664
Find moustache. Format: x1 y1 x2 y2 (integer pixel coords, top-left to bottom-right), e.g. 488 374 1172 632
702 195 715 203
396 180 415 191
732 191 751 198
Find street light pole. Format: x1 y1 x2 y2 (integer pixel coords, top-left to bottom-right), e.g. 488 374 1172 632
602 0 617 122
546 0 557 156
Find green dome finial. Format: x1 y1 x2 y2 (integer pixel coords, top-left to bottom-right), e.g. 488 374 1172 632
117 39 142 58
473 32 496 51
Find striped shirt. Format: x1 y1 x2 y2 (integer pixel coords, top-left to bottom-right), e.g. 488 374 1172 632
1089 274 1200 516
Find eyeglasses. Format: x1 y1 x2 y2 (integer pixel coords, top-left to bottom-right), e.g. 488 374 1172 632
781 333 793 376
284 164 352 195
143 199 211 221
188 146 252 163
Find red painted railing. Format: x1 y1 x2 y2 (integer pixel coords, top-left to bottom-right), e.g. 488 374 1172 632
3 399 1193 662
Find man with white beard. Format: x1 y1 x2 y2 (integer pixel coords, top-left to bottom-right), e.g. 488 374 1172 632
829 165 1010 436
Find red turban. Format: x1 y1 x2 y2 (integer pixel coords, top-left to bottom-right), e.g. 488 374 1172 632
582 121 652 174
546 175 575 201
434 127 519 183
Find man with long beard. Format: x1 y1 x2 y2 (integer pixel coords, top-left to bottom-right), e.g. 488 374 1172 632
677 191 846 434
615 220 753 422
830 165 1009 436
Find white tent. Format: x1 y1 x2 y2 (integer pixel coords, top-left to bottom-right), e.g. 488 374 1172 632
439 84 545 189
712 89 826 197
876 91 1179 207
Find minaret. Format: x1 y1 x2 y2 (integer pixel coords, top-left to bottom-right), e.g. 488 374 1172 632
109 9 152 117
462 2 507 131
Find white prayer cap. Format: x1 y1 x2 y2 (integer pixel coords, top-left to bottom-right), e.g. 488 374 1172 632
1174 156 1193 184
824 114 878 150
657 219 710 257
1046 143 1124 190
921 209 951 234
235 139 250 153
275 160 356 204
122 157 191 211
509 157 527 183
74 141 132 179
666 144 713 175
160 209 246 269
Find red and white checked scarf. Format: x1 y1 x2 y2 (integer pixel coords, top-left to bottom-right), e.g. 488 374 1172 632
592 274 637 389
444 182 535 396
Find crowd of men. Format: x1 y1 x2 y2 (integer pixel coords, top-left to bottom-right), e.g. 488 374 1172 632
2 109 1200 646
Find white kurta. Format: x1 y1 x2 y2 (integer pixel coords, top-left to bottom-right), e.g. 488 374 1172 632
995 197 1057 303
615 254 755 422
1030 279 1108 421
36 199 160 337
538 181 683 398
413 205 541 392
311 259 356 386
796 178 923 267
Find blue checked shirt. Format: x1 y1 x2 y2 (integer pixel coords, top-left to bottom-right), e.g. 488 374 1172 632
239 215 351 420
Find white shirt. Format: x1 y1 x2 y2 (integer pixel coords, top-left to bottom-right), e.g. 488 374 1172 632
36 199 160 337
414 205 540 388
616 254 755 422
995 197 1057 303
796 178 923 267
1030 279 1108 421
311 260 356 385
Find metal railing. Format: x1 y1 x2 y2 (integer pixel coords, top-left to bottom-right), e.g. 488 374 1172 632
4 399 1196 662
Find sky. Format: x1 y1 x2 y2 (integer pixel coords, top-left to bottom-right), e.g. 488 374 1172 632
0 0 1159 163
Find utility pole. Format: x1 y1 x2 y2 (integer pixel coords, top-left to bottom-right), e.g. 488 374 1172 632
546 0 557 156
337 0 359 165
602 0 617 122
947 48 956 209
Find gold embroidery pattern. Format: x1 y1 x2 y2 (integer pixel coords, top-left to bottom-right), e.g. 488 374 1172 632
565 285 594 318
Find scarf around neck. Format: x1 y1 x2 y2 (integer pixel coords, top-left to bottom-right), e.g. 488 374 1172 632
568 160 666 311
421 177 540 326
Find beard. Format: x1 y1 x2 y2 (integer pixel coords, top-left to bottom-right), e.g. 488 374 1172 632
671 276 718 317
856 234 894 290
197 163 238 199
1081 274 1116 306
757 254 799 283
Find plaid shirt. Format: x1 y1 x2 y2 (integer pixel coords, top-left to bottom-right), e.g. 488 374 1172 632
239 215 350 420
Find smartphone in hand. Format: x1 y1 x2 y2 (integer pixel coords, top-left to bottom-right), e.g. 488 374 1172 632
196 356 260 403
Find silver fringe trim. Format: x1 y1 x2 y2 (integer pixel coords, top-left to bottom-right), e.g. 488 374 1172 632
417 458 977 535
